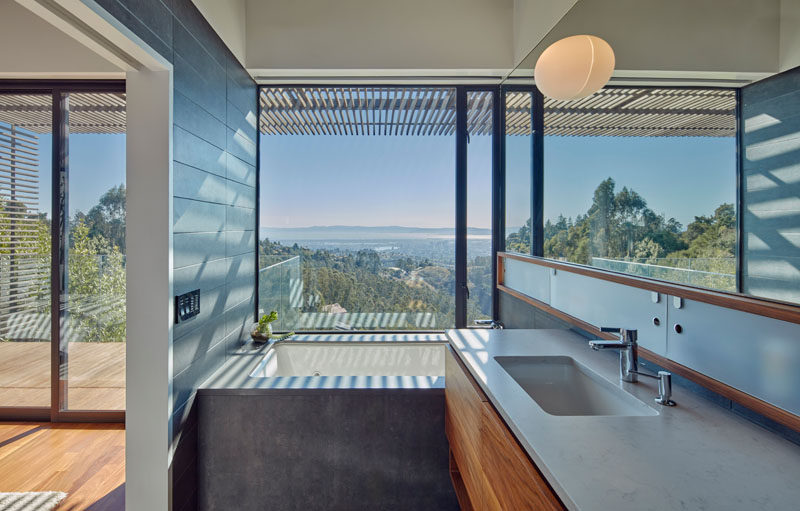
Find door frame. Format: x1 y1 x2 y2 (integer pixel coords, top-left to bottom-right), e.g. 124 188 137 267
0 79 126 423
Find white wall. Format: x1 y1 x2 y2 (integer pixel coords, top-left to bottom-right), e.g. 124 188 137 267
780 0 800 71
514 0 782 77
191 0 247 66
245 0 514 73
0 0 123 78
125 68 173 511
512 0 577 67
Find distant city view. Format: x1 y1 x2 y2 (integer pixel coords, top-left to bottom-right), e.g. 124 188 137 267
258 226 493 331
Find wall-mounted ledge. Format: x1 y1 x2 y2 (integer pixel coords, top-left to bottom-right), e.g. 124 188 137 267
498 252 800 326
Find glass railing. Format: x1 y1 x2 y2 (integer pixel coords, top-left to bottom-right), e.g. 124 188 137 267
257 255 446 331
591 257 736 292
258 256 303 331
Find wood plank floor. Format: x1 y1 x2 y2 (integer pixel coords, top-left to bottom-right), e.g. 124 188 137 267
0 343 125 410
0 422 124 511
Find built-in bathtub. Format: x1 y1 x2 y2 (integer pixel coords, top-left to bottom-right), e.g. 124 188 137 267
197 334 459 511
249 340 445 380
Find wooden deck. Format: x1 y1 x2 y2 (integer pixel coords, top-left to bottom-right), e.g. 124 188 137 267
0 422 124 511
0 342 125 410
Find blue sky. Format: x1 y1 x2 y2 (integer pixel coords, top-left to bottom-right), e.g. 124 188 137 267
36 133 126 218
261 133 735 231
39 128 734 234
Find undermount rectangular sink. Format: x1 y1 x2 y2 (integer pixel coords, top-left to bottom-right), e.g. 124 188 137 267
495 356 658 417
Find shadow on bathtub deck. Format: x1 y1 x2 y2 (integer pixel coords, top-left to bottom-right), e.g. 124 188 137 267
197 388 459 511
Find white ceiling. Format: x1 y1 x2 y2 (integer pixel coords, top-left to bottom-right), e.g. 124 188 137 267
192 0 797 83
0 0 124 79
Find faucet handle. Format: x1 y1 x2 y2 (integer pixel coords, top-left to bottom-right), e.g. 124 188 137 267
600 327 637 343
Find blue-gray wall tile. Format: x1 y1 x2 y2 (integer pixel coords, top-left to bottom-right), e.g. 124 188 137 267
227 252 255 282
226 230 255 257
173 284 226 340
174 92 226 150
226 100 257 146
225 178 255 208
174 53 226 123
226 206 255 231
173 197 226 233
226 154 256 186
174 231 227 268
227 127 257 165
174 163 227 205
174 126 226 177
174 257 228 296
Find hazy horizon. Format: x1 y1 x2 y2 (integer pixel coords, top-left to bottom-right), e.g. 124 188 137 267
260 133 735 232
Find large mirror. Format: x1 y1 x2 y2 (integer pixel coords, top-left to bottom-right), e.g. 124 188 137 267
501 0 798 306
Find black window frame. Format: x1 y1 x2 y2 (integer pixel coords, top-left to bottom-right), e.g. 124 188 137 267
0 79 126 423
255 84 503 331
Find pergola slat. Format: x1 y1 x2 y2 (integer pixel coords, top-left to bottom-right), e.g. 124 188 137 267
259 87 735 138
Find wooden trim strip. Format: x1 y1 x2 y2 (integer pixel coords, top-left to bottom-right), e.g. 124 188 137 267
497 285 800 434
637 348 800 433
498 252 800 325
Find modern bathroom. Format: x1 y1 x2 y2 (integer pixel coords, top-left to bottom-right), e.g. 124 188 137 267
0 1 799 511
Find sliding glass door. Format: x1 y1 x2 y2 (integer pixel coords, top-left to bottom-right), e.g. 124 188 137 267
63 92 127 411
0 93 53 410
0 83 126 420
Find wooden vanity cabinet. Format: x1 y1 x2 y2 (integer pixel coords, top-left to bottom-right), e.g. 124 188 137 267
445 347 565 511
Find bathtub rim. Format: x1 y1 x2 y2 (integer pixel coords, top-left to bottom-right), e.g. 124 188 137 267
250 339 449 379
201 334 452 392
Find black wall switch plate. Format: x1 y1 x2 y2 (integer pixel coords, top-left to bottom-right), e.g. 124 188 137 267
175 289 200 323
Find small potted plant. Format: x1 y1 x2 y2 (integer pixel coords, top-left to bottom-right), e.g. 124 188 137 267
251 311 295 344
251 310 278 343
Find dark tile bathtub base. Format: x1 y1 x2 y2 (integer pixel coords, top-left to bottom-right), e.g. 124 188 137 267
197 388 459 511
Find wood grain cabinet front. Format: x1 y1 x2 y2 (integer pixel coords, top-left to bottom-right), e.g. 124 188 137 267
445 347 496 510
479 402 564 511
445 346 565 511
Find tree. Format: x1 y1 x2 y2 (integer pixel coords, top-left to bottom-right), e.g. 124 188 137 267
506 218 531 253
84 185 126 252
66 219 126 342
667 203 735 261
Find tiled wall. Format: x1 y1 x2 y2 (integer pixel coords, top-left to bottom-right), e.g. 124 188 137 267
742 66 800 304
93 1 257 509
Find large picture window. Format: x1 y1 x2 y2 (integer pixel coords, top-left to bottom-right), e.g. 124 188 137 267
258 87 461 331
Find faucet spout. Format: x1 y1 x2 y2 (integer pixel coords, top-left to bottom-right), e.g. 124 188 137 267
592 328 639 382
588 340 628 350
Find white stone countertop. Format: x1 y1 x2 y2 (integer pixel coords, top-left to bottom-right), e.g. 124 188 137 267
446 328 800 511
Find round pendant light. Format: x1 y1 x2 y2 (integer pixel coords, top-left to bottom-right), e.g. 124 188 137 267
534 35 615 101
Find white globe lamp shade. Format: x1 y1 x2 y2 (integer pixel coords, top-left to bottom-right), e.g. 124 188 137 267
534 35 615 101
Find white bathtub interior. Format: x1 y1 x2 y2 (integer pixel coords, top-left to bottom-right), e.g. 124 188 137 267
249 342 446 378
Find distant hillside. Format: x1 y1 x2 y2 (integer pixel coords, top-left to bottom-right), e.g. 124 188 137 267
261 225 491 240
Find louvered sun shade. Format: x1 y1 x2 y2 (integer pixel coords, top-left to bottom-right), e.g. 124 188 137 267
0 114 48 342
259 87 736 138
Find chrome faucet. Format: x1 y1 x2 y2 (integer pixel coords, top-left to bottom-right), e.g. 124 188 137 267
589 327 676 406
474 319 504 329
589 327 639 382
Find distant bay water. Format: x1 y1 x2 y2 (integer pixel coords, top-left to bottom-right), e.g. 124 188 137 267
261 226 493 265
261 225 492 241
